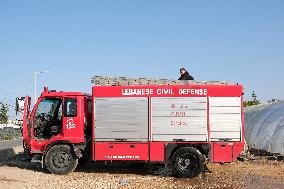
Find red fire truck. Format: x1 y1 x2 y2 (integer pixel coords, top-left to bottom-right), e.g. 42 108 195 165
17 77 244 177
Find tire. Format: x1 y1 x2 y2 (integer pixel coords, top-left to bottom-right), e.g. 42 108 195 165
172 147 204 178
45 145 78 175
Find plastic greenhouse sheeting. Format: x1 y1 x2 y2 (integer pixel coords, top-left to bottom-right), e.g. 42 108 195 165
244 101 284 155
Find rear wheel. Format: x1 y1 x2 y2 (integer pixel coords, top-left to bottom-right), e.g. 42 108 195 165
45 145 78 175
172 147 204 178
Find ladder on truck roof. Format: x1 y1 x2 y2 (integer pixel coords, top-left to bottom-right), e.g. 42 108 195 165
91 76 236 86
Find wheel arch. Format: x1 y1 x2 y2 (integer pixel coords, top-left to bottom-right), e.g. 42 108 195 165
44 140 73 155
44 140 86 159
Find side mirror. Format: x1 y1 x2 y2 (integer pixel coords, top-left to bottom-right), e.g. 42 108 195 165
16 97 26 115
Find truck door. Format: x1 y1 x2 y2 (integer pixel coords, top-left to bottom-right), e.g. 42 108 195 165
22 96 31 147
26 97 63 153
62 97 84 141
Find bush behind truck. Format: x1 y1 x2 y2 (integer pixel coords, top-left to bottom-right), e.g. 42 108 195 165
16 77 245 177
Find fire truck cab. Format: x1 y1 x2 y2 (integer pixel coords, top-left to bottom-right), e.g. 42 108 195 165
17 78 245 178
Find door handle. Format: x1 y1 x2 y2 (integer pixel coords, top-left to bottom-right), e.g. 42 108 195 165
108 145 114 149
130 145 135 149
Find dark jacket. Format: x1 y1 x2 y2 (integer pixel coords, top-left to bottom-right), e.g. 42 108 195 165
178 72 194 80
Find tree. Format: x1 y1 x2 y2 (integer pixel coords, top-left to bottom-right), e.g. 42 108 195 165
243 91 261 107
267 99 280 103
252 91 257 102
0 102 9 124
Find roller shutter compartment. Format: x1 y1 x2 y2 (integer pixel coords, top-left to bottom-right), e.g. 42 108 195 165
94 98 148 141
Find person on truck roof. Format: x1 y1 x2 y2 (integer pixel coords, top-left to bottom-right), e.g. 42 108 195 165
178 68 194 80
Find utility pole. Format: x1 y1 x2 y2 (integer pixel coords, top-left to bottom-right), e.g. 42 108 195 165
34 71 49 104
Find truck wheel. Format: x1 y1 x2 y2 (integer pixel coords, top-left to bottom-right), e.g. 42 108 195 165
172 147 204 178
45 145 78 175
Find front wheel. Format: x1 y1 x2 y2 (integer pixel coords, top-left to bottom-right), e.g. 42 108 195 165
45 145 78 175
172 147 204 178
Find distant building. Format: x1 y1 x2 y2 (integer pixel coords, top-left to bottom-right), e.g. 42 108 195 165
7 119 23 126
0 119 22 129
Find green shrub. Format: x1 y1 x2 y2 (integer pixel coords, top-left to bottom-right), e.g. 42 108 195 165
1 134 14 141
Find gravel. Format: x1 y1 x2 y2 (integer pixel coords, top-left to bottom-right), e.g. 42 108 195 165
0 153 283 189
0 137 283 189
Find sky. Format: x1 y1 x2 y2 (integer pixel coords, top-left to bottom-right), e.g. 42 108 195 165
0 0 283 119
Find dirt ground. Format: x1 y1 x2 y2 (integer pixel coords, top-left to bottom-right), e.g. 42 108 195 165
0 153 283 189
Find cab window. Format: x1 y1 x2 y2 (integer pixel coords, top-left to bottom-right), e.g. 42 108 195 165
64 98 77 117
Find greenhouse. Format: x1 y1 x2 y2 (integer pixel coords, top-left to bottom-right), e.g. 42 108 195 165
245 101 284 155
